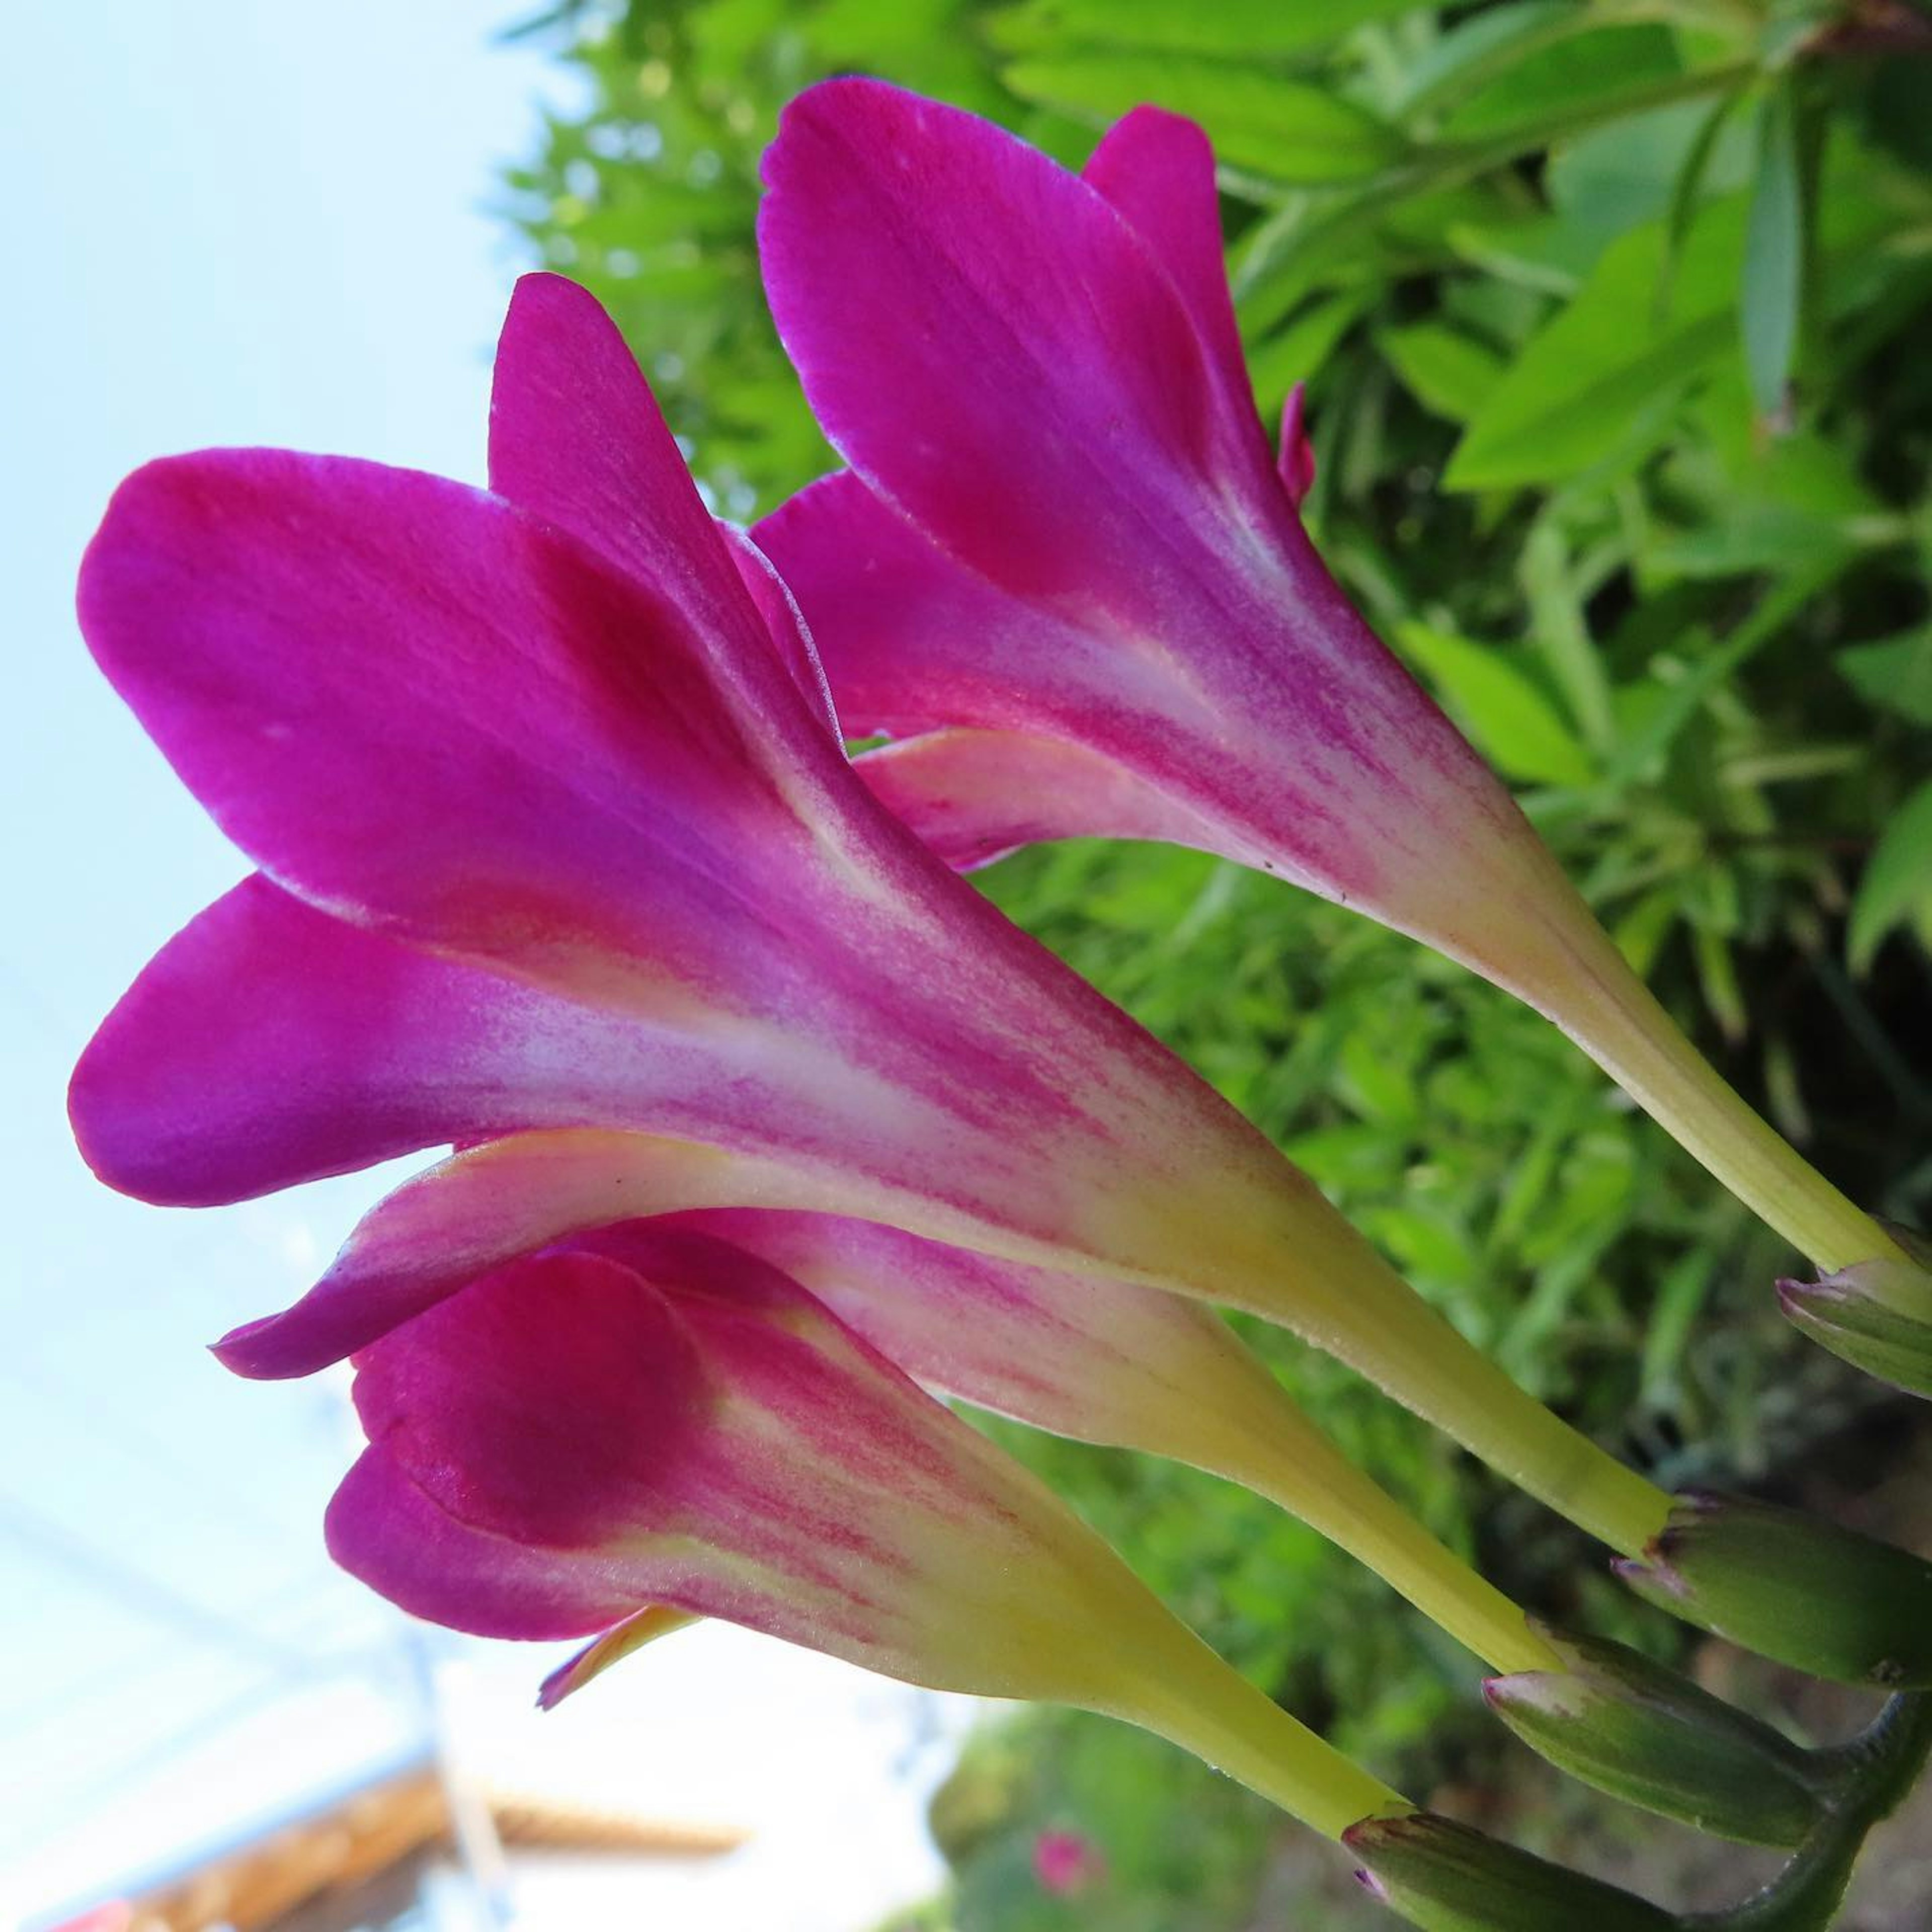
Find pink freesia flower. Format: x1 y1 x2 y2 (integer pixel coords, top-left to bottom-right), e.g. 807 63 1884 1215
469 1211 1561 1676
330 1230 1406 1840
1033 1829 1107 1896
754 79 1893 1280
70 273 1662 1555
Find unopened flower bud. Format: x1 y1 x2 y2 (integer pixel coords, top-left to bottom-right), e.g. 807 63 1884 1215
1615 1494 1932 1688
1484 1626 1827 1845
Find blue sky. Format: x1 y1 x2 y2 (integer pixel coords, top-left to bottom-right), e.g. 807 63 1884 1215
0 7 963 1922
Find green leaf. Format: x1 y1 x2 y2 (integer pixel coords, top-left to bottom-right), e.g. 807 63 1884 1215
1741 84 1804 420
1553 93 1749 247
1244 292 1373 416
1838 628 1932 727
1849 779 1932 973
1396 622 1595 785
1611 887 1680 980
992 0 1428 59
1376 320 1504 421
1002 54 1406 181
1640 1250 1716 1407
1656 91 1749 319
1445 196 1747 491
1437 23 1682 143
1692 923 1747 1044
1388 2 1579 119
1641 501 1855 582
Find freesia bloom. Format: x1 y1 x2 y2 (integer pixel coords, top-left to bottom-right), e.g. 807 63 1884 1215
1033 1830 1106 1896
636 1209 1556 1675
754 79 1897 1282
71 272 1662 1554
331 1228 1407 1840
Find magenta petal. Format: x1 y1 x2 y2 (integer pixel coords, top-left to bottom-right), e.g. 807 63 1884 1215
78 449 829 1005
352 1250 707 1549
752 470 1106 739
1082 105 1273 485
488 274 784 676
760 79 1251 608
210 1131 745 1379
68 876 817 1208
73 878 588 1205
329 1229 1168 1702
489 271 841 740
853 730 1227 871
328 1451 644 1641
720 519 843 741
1278 383 1318 509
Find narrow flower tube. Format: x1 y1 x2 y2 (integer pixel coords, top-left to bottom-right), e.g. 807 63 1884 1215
71 272 1668 1556
332 1232 1409 1840
752 78 1904 1284
528 1209 1562 1678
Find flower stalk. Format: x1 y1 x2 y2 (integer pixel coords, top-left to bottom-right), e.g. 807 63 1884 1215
1350 1692 1932 1931
1523 880 1902 1276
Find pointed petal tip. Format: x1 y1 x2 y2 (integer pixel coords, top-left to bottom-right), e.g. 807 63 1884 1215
1611 1555 1687 1601
1278 383 1317 509
535 1655 577 1712
207 1315 294 1381
537 1605 704 1709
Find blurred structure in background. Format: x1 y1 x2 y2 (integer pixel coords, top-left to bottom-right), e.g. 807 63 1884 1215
42 1758 745 1932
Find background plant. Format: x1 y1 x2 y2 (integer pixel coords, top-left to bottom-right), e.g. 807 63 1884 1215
504 1 1932 1919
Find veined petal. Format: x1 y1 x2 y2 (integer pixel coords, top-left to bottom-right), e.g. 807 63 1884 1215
1082 106 1276 488
68 875 925 1210
759 78 1265 612
852 730 1231 872
718 518 842 742
351 1251 711 1549
486 270 843 743
208 1104 1328 1385
212 1131 805 1379
758 84 1573 993
330 1235 1413 1836
583 1210 1285 1458
487 273 751 647
328 1448 647 1641
331 1240 1196 1704
69 877 705 1205
751 469 1111 740
77 447 838 1014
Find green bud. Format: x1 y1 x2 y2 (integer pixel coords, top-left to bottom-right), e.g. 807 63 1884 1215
1344 1813 1676 1931
1484 1626 1828 1846
1616 1494 1932 1689
1779 1232 1932 1399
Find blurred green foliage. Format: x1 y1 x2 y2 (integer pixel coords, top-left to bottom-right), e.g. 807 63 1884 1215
505 0 1932 1919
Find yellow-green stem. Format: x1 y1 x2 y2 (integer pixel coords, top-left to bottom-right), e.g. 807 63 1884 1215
1159 1347 1562 1676
1545 905 1900 1272
1237 1433 1559 1676
1112 1616 1412 1841
1223 1227 1672 1558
